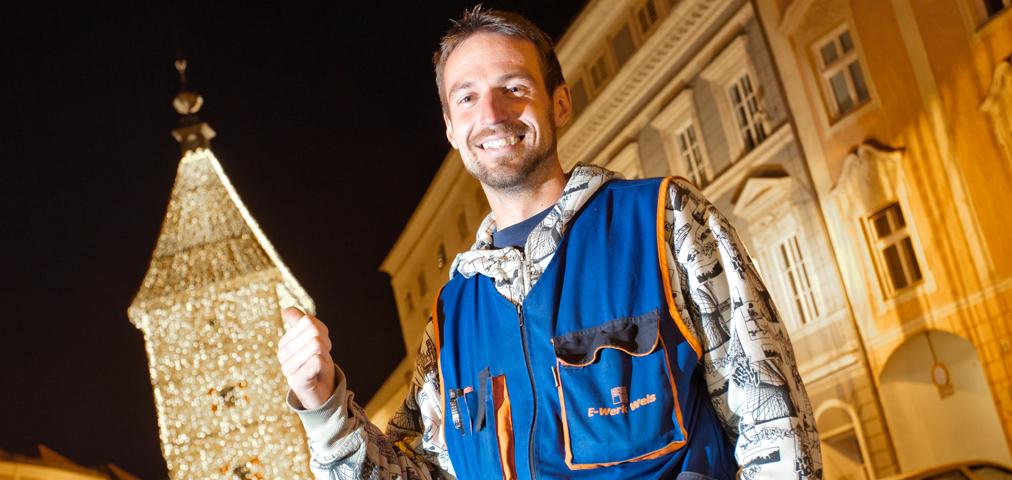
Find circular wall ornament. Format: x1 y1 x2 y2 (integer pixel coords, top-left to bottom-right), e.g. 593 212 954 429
931 362 954 398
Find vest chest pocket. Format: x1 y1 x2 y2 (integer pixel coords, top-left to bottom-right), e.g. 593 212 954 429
551 309 687 470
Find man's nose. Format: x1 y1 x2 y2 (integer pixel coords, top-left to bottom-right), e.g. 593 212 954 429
478 91 510 126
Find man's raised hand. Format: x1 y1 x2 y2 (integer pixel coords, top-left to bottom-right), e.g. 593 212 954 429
277 307 336 410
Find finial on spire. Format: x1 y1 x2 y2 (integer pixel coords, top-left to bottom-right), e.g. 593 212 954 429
175 58 188 86
170 56 215 154
173 57 203 115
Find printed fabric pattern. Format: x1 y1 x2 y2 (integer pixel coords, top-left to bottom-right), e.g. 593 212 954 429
293 165 822 480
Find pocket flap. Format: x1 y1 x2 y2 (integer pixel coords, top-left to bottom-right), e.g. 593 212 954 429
551 309 660 367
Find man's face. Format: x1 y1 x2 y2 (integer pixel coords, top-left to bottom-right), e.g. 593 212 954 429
442 33 570 192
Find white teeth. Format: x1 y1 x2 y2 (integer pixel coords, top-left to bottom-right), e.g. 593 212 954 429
481 136 521 149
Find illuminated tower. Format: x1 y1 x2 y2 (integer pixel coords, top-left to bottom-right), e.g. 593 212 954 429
128 59 314 480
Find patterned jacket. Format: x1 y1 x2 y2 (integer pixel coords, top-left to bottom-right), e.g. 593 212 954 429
289 165 822 480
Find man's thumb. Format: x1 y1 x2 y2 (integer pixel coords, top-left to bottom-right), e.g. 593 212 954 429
282 306 307 327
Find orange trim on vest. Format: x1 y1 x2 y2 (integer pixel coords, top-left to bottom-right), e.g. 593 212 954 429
492 375 518 480
552 334 661 368
431 285 447 425
656 177 703 359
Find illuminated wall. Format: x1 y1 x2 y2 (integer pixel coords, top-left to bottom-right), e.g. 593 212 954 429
759 0 1012 472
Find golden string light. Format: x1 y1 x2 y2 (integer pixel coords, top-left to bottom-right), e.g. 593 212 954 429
130 149 314 479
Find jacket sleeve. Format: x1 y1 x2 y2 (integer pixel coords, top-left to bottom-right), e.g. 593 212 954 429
663 178 822 480
288 320 456 480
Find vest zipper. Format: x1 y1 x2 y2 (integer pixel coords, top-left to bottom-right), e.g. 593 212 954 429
517 304 538 480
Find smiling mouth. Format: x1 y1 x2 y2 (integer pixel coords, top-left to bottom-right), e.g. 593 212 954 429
478 135 525 150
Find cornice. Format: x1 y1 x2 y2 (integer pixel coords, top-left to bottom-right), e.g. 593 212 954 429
555 0 631 74
557 0 740 170
701 123 794 200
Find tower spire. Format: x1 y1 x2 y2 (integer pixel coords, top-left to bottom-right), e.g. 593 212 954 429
171 57 215 155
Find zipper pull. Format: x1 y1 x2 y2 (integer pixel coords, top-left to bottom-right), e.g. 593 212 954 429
517 305 523 327
552 366 560 388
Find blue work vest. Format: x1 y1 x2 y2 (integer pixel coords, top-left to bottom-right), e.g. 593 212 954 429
433 178 737 480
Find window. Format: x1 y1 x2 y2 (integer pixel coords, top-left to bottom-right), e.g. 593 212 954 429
969 0 1012 25
815 28 870 119
869 202 922 293
476 186 490 215
650 89 713 185
970 465 1012 480
611 23 637 68
981 0 1012 16
436 243 446 270
635 0 662 36
676 124 710 188
699 35 767 160
588 52 611 91
817 404 872 480
729 73 767 152
457 212 470 241
570 78 590 120
777 236 819 325
417 270 428 296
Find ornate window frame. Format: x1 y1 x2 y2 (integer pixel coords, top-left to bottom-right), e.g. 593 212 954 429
585 46 616 97
957 0 1012 41
733 174 825 331
829 144 934 314
981 59 1012 169
632 0 668 40
650 88 714 188
815 399 876 480
700 34 767 162
811 23 873 121
781 0 880 136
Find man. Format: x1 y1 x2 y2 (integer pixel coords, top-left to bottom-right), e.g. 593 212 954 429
277 6 821 480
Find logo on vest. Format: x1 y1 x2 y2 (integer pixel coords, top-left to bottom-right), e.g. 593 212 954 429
611 387 628 405
588 388 657 418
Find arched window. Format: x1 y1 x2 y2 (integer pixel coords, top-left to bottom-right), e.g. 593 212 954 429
816 401 873 480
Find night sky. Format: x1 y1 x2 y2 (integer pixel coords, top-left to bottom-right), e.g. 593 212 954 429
1 2 587 478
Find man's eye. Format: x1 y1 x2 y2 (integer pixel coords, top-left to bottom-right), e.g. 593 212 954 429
460 95 473 103
508 86 522 93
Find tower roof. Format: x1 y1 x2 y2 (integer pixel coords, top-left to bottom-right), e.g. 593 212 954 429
130 148 314 317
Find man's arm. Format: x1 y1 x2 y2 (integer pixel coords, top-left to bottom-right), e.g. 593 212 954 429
278 308 454 479
663 179 822 480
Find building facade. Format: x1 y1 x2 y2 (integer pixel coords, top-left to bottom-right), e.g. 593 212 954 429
756 0 1012 474
374 0 1012 478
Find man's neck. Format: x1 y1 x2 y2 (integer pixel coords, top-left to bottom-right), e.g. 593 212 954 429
485 162 567 229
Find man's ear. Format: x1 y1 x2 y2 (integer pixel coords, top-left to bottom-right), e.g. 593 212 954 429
553 83 573 128
443 112 459 149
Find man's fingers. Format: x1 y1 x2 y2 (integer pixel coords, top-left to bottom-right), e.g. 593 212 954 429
276 308 336 409
294 354 329 388
278 316 310 350
282 306 306 327
278 320 331 360
278 332 332 367
278 312 327 350
281 342 333 378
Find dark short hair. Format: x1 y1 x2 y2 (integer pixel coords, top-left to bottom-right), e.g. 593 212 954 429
434 5 566 115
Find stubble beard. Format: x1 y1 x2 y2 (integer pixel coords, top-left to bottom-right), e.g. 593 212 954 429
463 117 558 194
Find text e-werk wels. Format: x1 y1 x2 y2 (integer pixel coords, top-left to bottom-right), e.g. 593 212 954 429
587 393 657 417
